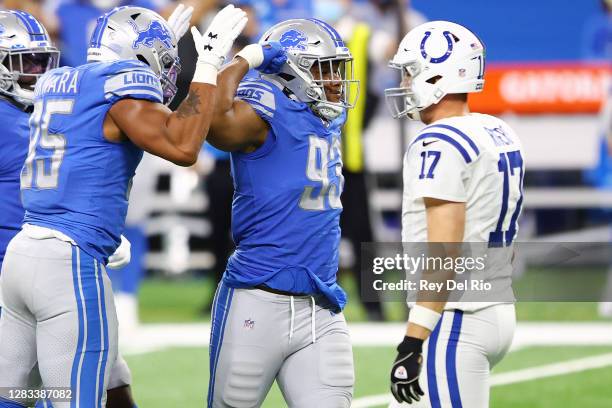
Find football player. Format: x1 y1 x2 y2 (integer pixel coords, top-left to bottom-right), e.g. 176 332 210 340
385 21 524 407
0 5 247 408
204 18 358 408
0 9 151 408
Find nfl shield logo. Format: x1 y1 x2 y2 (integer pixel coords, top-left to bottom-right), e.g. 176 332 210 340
244 319 255 329
459 68 466 77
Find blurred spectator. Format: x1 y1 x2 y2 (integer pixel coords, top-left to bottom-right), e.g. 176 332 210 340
32 0 214 68
235 0 312 37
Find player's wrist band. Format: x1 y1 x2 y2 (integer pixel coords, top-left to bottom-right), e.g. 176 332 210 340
192 61 218 85
408 304 442 332
235 44 264 69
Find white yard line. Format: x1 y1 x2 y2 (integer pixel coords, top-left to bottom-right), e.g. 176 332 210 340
352 352 612 408
120 321 612 353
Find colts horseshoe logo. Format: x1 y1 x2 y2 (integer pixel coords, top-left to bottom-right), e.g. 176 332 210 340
420 30 454 63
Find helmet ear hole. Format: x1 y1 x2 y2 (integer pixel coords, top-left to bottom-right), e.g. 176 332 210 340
277 72 295 81
136 54 149 66
426 75 442 84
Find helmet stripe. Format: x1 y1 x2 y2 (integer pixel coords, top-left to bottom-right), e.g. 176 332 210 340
307 18 345 47
12 10 46 41
90 6 129 48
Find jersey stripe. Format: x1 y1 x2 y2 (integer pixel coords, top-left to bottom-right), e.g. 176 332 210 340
446 310 464 408
410 132 474 163
425 124 480 156
110 87 163 100
427 317 443 408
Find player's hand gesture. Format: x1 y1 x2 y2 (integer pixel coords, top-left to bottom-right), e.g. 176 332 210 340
191 5 248 70
167 3 194 41
390 336 425 404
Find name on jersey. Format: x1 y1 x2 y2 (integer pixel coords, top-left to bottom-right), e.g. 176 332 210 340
123 72 159 87
485 126 514 147
38 70 79 95
236 87 264 101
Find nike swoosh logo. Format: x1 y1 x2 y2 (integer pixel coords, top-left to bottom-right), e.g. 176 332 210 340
422 140 438 147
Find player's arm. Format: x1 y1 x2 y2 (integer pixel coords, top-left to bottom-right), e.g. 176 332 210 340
406 198 466 340
207 42 287 152
109 5 248 166
390 136 470 404
109 84 215 166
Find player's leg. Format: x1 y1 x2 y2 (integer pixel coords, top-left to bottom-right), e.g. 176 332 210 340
106 354 137 408
276 304 354 408
388 305 516 408
207 284 285 408
35 244 118 408
0 233 39 407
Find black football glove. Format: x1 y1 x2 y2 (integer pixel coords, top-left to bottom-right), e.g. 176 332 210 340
390 336 425 404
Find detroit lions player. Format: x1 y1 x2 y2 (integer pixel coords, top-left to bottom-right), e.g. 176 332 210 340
385 21 523 407
0 10 142 408
0 5 248 407
205 18 358 407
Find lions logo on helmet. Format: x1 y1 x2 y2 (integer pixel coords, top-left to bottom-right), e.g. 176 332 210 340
130 20 174 50
87 7 181 105
279 29 308 51
0 24 5 36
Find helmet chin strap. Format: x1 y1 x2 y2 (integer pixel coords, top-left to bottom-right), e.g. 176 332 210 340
312 101 343 120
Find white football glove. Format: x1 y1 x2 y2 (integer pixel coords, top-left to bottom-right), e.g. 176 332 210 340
107 235 131 269
191 5 248 84
167 3 194 41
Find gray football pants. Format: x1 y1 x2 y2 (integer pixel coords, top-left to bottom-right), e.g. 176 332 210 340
207 282 354 408
0 231 118 408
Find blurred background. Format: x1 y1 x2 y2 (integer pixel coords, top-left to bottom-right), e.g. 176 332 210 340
2 0 611 406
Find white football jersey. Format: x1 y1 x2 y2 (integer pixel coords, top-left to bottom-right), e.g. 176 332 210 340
402 113 525 311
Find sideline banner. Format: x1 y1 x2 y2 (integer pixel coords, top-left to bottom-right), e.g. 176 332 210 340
469 63 610 114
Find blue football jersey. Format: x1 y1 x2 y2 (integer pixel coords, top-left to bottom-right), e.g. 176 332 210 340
224 76 348 311
0 99 30 267
21 60 163 262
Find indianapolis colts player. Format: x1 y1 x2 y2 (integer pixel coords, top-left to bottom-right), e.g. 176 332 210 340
205 18 358 407
0 5 248 408
386 21 524 407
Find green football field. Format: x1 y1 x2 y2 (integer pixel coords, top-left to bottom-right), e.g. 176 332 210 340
123 276 612 407
124 345 612 407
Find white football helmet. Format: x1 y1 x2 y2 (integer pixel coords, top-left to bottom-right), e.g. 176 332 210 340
385 21 485 120
260 18 359 120
87 6 181 105
0 10 60 106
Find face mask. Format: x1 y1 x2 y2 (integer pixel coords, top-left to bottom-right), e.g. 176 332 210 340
313 0 346 24
90 0 121 10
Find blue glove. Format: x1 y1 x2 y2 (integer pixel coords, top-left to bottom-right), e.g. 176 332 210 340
258 41 288 74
